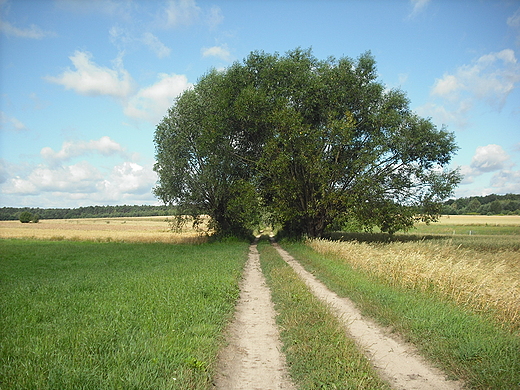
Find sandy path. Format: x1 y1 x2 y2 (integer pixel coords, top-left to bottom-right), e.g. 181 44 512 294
271 241 463 390
213 241 295 390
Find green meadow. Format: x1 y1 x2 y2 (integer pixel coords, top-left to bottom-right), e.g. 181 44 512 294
0 239 248 390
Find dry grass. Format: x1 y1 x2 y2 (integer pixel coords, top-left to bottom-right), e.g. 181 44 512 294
0 216 209 244
308 238 520 329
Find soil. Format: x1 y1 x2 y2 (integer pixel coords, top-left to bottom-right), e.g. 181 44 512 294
214 239 464 390
213 240 295 390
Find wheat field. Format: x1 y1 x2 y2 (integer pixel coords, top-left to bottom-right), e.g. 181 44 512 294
0 216 208 244
308 238 520 329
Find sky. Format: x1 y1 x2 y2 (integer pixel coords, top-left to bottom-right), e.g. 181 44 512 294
1 0 519 208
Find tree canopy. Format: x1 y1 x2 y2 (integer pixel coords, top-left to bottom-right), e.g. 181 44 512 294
153 48 461 238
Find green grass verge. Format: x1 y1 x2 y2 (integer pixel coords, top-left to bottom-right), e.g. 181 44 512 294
257 239 391 390
0 239 249 390
279 241 520 390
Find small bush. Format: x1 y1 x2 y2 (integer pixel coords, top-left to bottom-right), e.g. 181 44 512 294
19 211 32 223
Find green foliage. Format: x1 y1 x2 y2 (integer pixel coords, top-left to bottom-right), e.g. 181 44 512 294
1 205 176 221
443 193 520 215
154 48 461 238
0 239 248 389
19 211 33 223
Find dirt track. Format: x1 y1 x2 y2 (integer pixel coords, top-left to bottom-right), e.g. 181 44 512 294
214 239 463 390
213 241 295 389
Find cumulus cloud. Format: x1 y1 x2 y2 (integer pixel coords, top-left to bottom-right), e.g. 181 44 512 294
98 161 157 198
490 169 520 194
1 155 157 206
459 144 516 188
41 136 127 166
431 49 520 110
124 73 192 123
201 44 232 62
470 144 511 174
45 50 135 99
420 49 520 128
3 161 103 195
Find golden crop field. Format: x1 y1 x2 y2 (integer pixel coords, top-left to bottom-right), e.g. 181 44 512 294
426 215 520 226
310 219 520 330
0 216 208 244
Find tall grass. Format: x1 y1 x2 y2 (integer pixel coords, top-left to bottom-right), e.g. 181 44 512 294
308 238 520 329
280 241 520 389
0 239 249 389
257 240 390 390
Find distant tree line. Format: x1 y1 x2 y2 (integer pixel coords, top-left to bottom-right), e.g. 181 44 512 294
442 194 520 215
0 205 176 221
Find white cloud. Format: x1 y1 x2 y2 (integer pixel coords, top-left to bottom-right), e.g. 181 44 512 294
490 169 520 194
41 136 127 165
459 144 514 186
98 161 157 198
124 73 192 123
141 32 171 58
421 49 520 127
416 100 473 128
164 0 201 28
0 18 55 39
201 44 232 62
0 111 28 131
409 0 430 18
508 8 520 28
3 161 103 195
470 144 511 174
0 157 157 206
431 49 520 109
45 50 135 99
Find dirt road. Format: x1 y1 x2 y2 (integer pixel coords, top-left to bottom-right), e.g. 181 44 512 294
213 241 295 390
214 239 463 389
271 241 463 390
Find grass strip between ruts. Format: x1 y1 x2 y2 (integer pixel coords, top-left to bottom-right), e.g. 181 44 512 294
257 239 391 390
280 241 520 390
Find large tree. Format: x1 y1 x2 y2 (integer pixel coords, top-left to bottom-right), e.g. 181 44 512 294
154 48 461 237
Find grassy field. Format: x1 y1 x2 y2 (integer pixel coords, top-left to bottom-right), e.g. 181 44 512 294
0 239 249 389
0 216 209 244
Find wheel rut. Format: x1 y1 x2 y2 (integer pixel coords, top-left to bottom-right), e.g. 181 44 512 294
271 240 463 390
214 238 463 390
213 240 295 390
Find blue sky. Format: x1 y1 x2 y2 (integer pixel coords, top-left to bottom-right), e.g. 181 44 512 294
1 0 519 208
